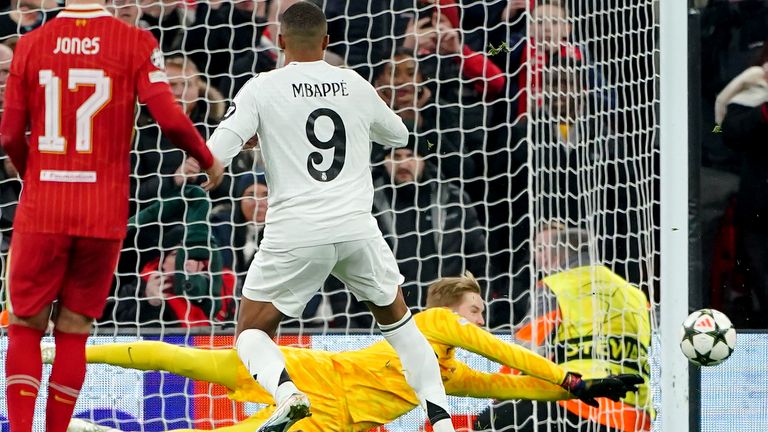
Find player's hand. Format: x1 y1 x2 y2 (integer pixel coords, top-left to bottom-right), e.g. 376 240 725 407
174 157 201 186
560 372 644 408
201 157 225 192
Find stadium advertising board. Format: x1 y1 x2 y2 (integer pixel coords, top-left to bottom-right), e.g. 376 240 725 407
2 333 762 431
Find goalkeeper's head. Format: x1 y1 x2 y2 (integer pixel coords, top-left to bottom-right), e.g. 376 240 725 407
278 1 329 60
426 272 485 326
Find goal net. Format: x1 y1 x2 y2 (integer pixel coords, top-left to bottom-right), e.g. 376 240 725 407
0 0 660 430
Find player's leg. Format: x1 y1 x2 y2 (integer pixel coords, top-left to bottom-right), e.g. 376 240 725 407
366 293 454 432
45 340 242 390
237 245 334 431
45 237 121 432
6 307 51 432
333 237 455 432
5 232 71 432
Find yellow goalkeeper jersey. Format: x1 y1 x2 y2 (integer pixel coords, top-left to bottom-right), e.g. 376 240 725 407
229 307 569 431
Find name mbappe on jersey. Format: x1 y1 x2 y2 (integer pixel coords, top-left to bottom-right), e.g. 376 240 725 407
292 81 349 98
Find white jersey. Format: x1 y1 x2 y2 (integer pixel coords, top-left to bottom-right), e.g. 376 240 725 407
209 60 408 249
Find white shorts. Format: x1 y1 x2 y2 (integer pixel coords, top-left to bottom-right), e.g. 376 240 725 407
242 235 404 317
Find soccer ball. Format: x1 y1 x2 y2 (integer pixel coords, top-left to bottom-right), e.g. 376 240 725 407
679 308 736 366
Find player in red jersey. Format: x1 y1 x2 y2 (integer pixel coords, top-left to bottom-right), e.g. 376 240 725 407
0 1 224 431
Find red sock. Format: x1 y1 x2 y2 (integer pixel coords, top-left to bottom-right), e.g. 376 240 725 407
45 330 89 432
5 324 44 432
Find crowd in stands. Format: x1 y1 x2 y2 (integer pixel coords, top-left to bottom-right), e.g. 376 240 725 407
0 0 659 330
701 0 768 329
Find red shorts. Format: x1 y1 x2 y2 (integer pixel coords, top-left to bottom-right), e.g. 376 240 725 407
6 232 122 318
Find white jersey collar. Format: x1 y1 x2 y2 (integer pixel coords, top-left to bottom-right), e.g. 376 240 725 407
57 3 111 19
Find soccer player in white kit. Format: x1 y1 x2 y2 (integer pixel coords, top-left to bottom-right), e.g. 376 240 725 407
206 3 456 432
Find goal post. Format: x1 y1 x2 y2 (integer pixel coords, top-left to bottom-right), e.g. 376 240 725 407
659 0 690 431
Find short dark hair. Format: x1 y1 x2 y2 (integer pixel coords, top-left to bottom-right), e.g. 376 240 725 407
280 1 327 43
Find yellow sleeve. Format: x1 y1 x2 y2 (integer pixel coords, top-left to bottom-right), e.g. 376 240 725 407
417 308 566 385
445 361 571 401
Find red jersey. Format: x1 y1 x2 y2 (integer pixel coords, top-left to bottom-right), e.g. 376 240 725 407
1 4 213 240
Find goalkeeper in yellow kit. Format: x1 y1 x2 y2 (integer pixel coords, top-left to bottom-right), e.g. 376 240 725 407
59 273 642 432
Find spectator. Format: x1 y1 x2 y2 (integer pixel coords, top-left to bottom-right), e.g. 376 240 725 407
0 42 10 111
107 0 140 26
138 0 193 54
131 55 226 213
716 61 768 327
372 144 490 310
373 49 467 180
475 221 652 432
322 0 390 80
0 0 54 42
402 1 505 153
184 0 270 95
113 186 235 326
488 1 612 119
485 56 639 321
210 172 268 282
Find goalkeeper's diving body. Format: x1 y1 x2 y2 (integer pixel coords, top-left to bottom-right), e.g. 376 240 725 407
60 273 642 432
205 2 456 431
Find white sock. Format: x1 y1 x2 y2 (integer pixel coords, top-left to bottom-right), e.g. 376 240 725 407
236 329 299 405
379 311 454 431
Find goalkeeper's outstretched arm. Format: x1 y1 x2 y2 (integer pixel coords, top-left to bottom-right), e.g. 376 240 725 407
418 308 566 385
446 361 643 405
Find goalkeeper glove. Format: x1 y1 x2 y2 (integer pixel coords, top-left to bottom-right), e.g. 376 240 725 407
560 372 644 408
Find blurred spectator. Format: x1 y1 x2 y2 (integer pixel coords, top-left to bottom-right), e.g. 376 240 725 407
113 186 235 326
373 49 467 180
0 42 11 113
457 0 528 51
475 221 652 432
264 0 299 47
323 0 390 80
488 56 642 317
131 55 226 212
0 0 54 41
138 0 193 54
488 1 612 119
372 145 490 309
401 1 505 155
210 172 268 282
107 0 140 26
184 0 270 95
716 61 768 327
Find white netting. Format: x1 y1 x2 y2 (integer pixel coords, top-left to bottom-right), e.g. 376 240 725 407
0 0 660 430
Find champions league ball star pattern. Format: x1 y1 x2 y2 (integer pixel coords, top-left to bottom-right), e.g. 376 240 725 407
679 309 737 367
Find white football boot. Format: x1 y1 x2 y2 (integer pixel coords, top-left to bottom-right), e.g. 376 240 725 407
256 393 311 432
